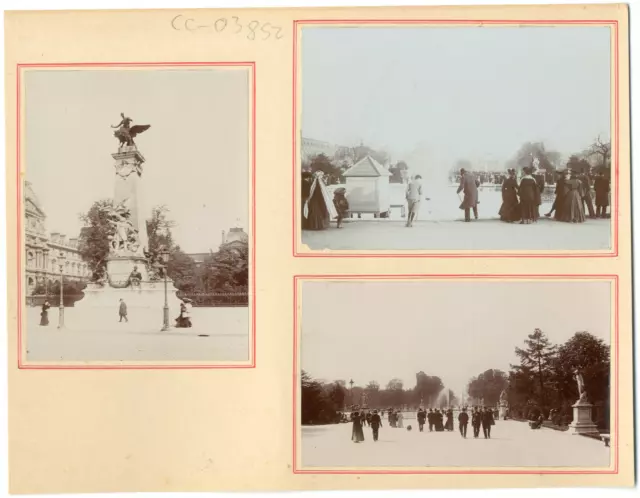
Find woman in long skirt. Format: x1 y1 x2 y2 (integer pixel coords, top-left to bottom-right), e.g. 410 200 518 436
351 410 365 443
499 169 520 222
518 167 541 224
559 172 586 223
303 171 337 230
397 411 404 428
39 301 50 326
445 409 454 431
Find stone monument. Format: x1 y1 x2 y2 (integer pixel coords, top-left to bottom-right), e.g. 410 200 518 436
73 115 181 329
499 389 508 420
568 369 599 435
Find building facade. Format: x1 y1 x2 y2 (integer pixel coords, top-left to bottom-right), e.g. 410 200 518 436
24 181 90 295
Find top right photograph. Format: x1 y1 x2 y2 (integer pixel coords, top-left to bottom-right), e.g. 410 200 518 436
297 24 616 254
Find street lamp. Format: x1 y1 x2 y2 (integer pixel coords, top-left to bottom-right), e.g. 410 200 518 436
349 379 354 407
57 251 65 329
42 248 49 297
159 248 170 331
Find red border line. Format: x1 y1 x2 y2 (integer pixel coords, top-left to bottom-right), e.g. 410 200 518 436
16 62 257 370
293 20 620 259
292 274 619 475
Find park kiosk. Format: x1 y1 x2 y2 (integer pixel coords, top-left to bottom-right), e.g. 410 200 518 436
343 155 392 218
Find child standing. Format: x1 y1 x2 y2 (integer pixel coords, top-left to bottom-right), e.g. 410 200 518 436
332 188 349 229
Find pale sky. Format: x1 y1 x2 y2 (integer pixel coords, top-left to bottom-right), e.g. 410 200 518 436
302 26 611 174
301 281 611 397
25 68 250 253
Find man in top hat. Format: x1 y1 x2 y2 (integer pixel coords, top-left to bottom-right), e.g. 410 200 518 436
457 168 480 222
458 407 469 438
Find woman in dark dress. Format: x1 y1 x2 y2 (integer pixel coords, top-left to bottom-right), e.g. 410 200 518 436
39 301 50 326
300 172 313 229
559 171 586 223
498 168 520 222
304 171 336 230
518 167 541 224
351 409 365 443
445 409 454 431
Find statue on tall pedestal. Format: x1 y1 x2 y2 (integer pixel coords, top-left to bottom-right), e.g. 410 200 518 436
112 113 151 148
568 368 598 435
72 116 181 327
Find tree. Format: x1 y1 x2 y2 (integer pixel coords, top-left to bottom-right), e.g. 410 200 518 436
385 378 405 408
309 153 341 185
301 370 329 424
467 369 508 407
414 371 445 407
586 136 611 174
389 160 408 184
78 199 115 281
201 240 249 292
507 142 561 175
566 155 592 174
512 328 557 408
552 332 610 406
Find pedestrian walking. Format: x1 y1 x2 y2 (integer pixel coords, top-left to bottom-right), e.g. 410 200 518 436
482 407 495 439
417 408 426 432
118 298 128 322
594 170 610 218
370 409 383 442
458 407 469 438
457 168 480 222
39 300 50 326
472 407 482 438
351 409 365 443
405 175 423 227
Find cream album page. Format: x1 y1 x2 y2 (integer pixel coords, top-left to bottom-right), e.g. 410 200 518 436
4 3 633 493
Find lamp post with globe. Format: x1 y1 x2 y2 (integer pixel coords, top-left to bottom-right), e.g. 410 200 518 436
160 248 170 331
56 251 65 329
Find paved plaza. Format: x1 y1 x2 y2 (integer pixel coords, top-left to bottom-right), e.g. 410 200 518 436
301 418 610 468
302 189 611 251
25 306 249 363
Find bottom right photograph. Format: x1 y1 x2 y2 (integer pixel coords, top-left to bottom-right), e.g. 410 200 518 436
297 277 615 471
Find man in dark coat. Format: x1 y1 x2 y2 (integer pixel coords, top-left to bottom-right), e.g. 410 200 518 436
427 409 434 432
578 170 596 218
482 407 495 439
118 298 128 322
471 407 482 438
370 410 383 441
594 171 610 218
456 169 480 222
417 408 427 432
458 408 469 438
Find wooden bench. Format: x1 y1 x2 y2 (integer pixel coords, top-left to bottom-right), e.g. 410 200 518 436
601 434 610 447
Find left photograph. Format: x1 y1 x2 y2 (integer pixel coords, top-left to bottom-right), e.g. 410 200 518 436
19 65 254 366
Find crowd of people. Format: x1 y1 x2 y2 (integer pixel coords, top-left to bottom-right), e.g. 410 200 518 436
499 167 610 224
301 165 611 229
348 406 497 443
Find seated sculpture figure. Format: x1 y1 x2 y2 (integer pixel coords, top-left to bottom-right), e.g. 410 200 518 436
128 265 143 287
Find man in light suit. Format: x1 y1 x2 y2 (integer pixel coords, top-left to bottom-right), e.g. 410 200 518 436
405 175 423 227
457 168 480 222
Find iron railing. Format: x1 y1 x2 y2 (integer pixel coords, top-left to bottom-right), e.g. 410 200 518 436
27 291 249 308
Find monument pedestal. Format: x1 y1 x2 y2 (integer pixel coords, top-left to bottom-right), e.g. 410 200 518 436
71 141 183 332
568 401 599 435
71 280 182 331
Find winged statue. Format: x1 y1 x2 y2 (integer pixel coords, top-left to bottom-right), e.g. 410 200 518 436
112 113 151 147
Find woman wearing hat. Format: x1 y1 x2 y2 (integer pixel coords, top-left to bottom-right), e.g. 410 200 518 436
39 300 50 326
499 168 520 222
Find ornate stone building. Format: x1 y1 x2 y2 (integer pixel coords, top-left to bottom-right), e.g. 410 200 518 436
24 181 90 295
